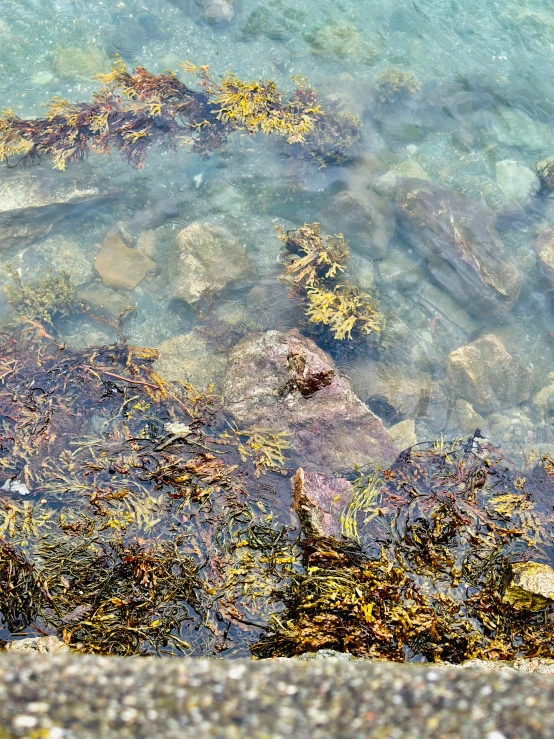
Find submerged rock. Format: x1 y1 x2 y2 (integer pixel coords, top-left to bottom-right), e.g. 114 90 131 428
348 359 447 431
534 225 554 286
51 45 111 82
153 329 228 391
0 167 116 252
532 378 554 418
446 334 532 412
31 233 94 287
77 283 136 320
196 0 234 24
387 419 417 450
224 329 398 473
292 467 351 538
395 179 522 316
495 159 539 203
321 190 393 259
170 223 255 307
94 231 156 291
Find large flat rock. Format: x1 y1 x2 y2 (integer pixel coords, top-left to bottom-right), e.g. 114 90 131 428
0 166 117 252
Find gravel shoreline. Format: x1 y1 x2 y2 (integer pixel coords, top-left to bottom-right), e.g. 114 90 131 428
1 654 553 738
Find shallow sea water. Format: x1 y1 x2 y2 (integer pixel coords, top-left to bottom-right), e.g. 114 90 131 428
2 0 554 659
1 0 554 463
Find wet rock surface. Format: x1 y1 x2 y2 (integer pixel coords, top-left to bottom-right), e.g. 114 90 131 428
292 467 351 538
447 333 532 412
503 562 554 611
395 178 522 316
0 167 116 252
171 223 255 307
534 225 554 286
224 329 398 472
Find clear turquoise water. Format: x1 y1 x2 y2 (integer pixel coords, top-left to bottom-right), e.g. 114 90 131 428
2 0 554 462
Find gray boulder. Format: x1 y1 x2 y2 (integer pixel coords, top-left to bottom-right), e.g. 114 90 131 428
0 166 117 252
395 179 522 316
223 329 398 473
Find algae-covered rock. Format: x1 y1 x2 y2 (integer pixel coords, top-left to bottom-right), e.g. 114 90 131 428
304 20 379 63
153 329 228 391
503 562 554 611
51 45 111 82
94 232 156 291
0 166 117 252
447 334 532 412
224 329 398 473
242 0 305 41
171 223 255 307
31 233 94 287
396 179 522 317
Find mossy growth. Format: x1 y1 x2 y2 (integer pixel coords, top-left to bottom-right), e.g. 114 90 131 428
253 437 554 662
536 157 554 193
375 67 421 104
0 59 360 170
4 269 76 327
278 222 383 341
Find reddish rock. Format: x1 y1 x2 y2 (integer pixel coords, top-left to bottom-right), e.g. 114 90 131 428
292 467 351 538
224 329 398 474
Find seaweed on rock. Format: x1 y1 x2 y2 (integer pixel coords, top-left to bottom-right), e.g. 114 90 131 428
0 60 360 170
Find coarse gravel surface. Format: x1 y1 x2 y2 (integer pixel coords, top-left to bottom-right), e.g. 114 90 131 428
0 654 554 738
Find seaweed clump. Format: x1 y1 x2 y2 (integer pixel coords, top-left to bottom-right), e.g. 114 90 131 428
278 222 383 341
536 157 554 194
0 60 360 170
253 437 554 662
4 269 76 329
0 336 297 655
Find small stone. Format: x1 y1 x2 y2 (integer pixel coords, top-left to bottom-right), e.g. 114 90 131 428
292 467 351 538
153 329 228 391
388 419 417 450
6 635 69 653
495 160 539 203
136 230 157 259
51 45 110 82
533 382 554 418
454 399 487 436
503 562 554 611
171 223 255 306
95 232 156 291
446 334 532 412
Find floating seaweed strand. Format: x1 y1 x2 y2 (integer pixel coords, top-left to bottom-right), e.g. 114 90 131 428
0 60 360 170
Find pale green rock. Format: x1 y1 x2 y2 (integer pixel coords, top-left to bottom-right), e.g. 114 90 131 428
503 562 554 612
388 419 417 449
153 329 228 392
492 109 554 152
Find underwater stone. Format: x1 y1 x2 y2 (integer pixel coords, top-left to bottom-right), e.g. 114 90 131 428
534 225 554 286
153 329 228 392
321 190 393 259
224 329 398 473
94 232 156 291
532 380 554 419
374 160 429 197
77 283 136 320
395 179 522 317
446 334 532 412
51 45 111 82
503 562 554 612
388 419 417 450
453 399 488 436
31 234 94 287
0 167 116 252
196 0 234 24
495 160 539 203
171 223 255 307
292 467 351 538
492 108 554 152
348 359 447 432
377 250 426 291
